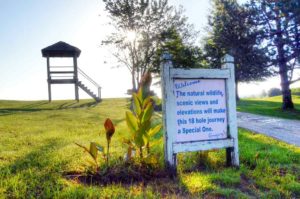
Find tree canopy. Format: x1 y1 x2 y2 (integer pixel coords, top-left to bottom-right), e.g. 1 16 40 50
102 0 198 91
248 0 300 109
204 0 273 99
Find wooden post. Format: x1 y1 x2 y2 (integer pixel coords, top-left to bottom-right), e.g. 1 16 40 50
73 56 79 102
46 56 52 102
161 53 177 173
98 87 101 100
222 54 239 167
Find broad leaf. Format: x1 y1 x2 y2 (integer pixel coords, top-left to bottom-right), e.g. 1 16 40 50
148 124 162 137
90 142 98 160
134 132 145 147
149 139 162 147
132 93 142 116
137 87 144 102
142 97 152 109
140 120 151 136
142 102 153 123
126 111 138 133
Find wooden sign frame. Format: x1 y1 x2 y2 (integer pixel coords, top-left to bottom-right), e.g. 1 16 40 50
161 54 239 170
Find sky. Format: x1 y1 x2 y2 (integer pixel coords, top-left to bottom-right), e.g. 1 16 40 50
0 0 299 101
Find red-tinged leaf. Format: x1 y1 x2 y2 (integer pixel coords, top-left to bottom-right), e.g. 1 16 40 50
127 146 133 160
104 118 115 142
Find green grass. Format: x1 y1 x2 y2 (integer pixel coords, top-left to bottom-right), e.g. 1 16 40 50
237 95 300 120
0 99 300 198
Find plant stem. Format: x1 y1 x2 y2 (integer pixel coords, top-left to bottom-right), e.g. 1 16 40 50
147 142 150 155
139 146 143 159
106 141 110 167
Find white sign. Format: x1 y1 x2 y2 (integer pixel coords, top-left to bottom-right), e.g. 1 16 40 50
174 79 227 142
161 54 239 168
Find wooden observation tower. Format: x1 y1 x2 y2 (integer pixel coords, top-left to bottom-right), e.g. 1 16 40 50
41 41 101 102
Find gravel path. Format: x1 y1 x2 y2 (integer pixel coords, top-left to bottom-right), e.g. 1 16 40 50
237 112 300 147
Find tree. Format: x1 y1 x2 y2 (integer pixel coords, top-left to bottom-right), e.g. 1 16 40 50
248 0 300 109
152 28 209 72
102 0 196 92
204 0 272 100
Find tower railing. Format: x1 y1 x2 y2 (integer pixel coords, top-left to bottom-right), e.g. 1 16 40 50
77 67 101 99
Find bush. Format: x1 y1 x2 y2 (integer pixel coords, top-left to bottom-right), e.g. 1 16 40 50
291 88 300 96
268 88 281 97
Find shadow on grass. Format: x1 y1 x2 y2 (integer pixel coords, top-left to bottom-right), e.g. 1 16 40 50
0 101 99 116
0 138 69 197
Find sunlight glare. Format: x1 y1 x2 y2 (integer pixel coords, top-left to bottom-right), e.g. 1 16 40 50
126 31 137 42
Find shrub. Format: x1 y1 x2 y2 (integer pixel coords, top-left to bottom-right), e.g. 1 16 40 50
268 88 281 97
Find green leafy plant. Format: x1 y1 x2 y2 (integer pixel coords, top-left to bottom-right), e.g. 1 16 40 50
75 118 115 171
75 142 104 171
125 72 162 160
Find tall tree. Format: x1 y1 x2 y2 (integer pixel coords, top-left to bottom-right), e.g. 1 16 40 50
152 28 209 72
204 0 272 100
102 0 196 91
248 0 300 109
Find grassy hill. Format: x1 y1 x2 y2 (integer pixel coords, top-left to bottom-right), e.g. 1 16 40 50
0 99 300 198
237 95 300 120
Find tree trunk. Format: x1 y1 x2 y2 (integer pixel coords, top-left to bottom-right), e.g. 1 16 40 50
280 69 294 109
130 69 137 111
275 17 294 110
132 69 136 92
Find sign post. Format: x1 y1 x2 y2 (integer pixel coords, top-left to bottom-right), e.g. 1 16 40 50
161 54 239 171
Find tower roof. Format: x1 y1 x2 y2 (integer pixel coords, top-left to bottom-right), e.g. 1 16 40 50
41 41 81 57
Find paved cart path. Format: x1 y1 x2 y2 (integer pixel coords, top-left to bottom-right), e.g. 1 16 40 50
237 112 300 147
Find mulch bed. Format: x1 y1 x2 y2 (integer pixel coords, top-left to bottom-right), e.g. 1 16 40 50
64 162 175 186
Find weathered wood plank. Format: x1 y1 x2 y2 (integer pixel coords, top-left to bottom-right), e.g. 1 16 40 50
47 56 51 102
73 56 79 101
50 79 75 84
170 68 230 79
173 138 234 154
161 54 177 168
49 71 74 74
222 54 239 167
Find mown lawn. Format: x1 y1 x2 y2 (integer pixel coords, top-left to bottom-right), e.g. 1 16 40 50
237 95 300 120
0 99 300 198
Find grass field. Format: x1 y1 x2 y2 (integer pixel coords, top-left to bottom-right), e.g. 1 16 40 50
0 99 300 198
237 95 300 120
